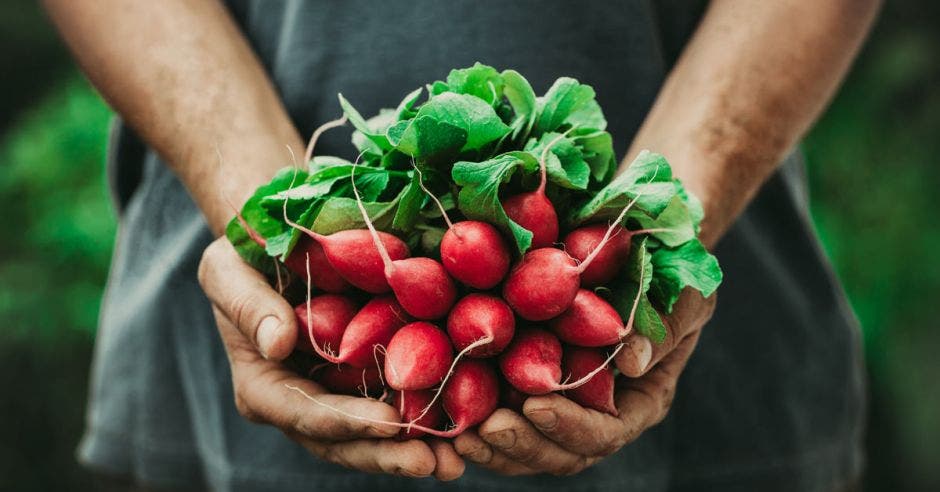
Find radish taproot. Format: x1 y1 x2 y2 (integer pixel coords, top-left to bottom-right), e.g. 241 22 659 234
561 347 617 415
384 322 454 391
499 329 626 396
395 390 445 439
351 167 457 319
502 189 648 321
446 293 515 358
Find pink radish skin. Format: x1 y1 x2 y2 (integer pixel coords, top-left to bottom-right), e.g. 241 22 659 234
315 296 408 368
503 192 559 249
314 230 410 294
503 188 651 321
563 224 632 287
499 329 563 395
550 289 626 347
440 221 511 289
384 322 454 391
283 236 351 293
349 166 457 319
293 294 358 355
412 166 511 290
499 329 626 396
502 131 571 250
502 248 581 321
500 381 528 413
285 359 499 438
446 294 515 358
315 364 383 398
395 390 445 440
562 347 617 416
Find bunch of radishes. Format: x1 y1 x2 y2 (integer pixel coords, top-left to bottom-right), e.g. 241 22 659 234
227 64 722 439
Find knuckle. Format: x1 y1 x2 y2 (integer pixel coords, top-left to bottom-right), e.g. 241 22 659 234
227 291 261 336
233 391 259 422
197 240 224 289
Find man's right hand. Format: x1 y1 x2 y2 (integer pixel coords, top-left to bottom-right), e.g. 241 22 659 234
197 238 465 480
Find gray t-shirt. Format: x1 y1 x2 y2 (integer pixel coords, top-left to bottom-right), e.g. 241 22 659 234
78 1 865 491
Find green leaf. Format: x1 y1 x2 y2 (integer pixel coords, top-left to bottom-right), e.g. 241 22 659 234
525 132 590 190
534 78 607 134
395 115 468 159
649 239 723 313
443 62 504 105
603 237 667 343
502 69 537 140
452 152 539 254
397 93 510 156
311 197 398 235
567 150 676 226
261 164 388 205
338 93 392 150
392 172 426 231
572 129 615 182
634 194 696 247
395 87 424 120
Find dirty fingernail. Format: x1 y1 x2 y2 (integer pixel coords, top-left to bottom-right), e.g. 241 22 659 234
527 409 558 430
486 429 517 449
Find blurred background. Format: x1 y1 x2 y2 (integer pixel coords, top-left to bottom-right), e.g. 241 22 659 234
0 2 937 491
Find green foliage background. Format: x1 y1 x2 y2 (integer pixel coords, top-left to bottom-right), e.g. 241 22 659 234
0 2 936 491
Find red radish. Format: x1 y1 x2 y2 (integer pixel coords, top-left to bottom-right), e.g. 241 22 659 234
502 248 581 321
283 236 351 292
550 289 626 347
384 322 454 391
349 166 457 319
308 295 407 368
502 187 651 321
414 165 511 289
561 347 617 415
563 224 632 287
285 359 499 438
499 329 626 396
294 294 358 354
395 390 445 439
314 363 383 398
502 131 571 249
446 294 515 358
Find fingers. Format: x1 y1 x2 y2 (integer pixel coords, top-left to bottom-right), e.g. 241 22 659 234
476 409 591 476
454 432 538 476
299 438 437 478
215 308 400 440
617 291 715 377
614 331 701 443
199 237 297 360
522 393 626 457
429 439 466 481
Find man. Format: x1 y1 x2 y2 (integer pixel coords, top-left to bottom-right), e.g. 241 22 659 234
44 0 879 490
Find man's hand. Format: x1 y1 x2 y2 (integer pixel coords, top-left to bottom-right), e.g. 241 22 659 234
454 292 715 476
198 238 465 480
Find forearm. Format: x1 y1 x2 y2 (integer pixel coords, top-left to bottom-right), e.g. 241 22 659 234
43 0 302 235
624 0 880 248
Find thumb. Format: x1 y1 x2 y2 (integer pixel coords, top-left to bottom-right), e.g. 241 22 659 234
199 238 298 360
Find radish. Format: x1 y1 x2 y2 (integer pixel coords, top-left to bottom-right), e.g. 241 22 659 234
384 322 454 391
500 381 528 413
502 131 571 249
282 236 351 293
561 347 617 415
502 187 649 321
314 363 384 398
293 294 358 354
394 390 445 440
550 289 626 347
414 166 510 289
498 329 626 396
446 294 515 358
285 359 499 438
562 224 631 287
350 166 457 319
